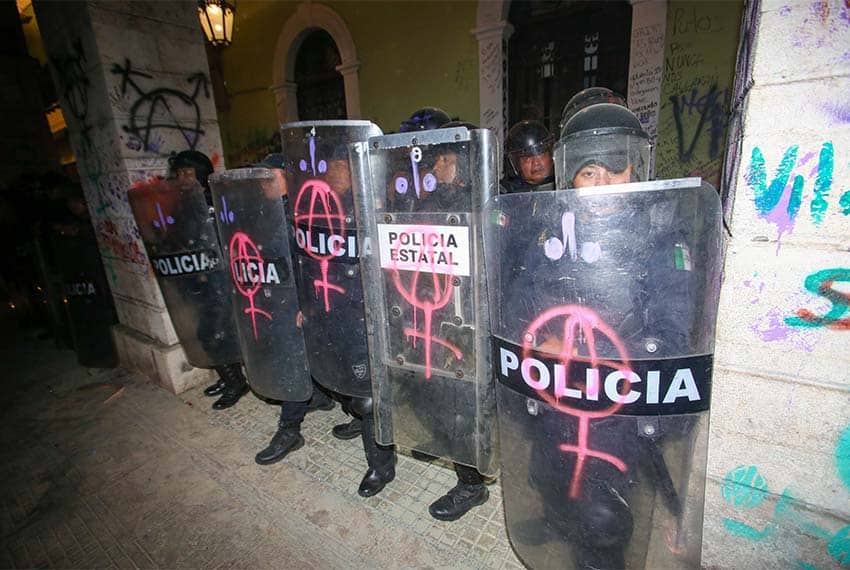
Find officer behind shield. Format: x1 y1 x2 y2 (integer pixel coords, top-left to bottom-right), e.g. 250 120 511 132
168 150 249 410
500 120 555 194
558 86 627 134
244 153 347 465
511 101 696 568
389 112 491 521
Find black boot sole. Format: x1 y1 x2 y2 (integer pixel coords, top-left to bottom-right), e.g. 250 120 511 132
255 436 305 466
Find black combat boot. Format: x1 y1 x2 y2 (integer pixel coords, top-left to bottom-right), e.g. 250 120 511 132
211 363 249 410
428 464 488 521
331 417 362 440
355 402 395 497
255 421 304 465
203 378 225 397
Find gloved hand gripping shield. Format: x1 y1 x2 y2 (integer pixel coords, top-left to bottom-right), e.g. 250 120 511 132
351 126 499 477
128 178 241 369
482 178 722 569
281 120 383 398
209 168 312 401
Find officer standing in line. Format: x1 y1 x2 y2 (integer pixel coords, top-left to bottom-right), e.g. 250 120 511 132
168 150 249 410
500 120 555 194
488 98 719 569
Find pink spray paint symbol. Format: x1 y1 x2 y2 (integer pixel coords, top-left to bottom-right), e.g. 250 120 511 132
523 306 633 499
389 227 462 379
292 132 346 313
229 231 272 340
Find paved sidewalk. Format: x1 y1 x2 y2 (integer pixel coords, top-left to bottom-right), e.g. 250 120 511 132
0 338 523 569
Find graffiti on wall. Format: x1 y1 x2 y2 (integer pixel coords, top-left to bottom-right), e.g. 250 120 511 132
110 59 210 153
745 141 849 245
720 425 850 568
655 2 742 189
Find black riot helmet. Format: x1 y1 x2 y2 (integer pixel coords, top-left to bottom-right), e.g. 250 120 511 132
559 87 627 133
399 107 452 133
168 150 214 190
442 120 478 130
554 103 651 189
505 120 554 181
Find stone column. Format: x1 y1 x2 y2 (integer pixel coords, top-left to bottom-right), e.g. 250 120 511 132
271 80 298 124
472 19 513 150
627 0 666 177
34 0 225 393
335 60 361 120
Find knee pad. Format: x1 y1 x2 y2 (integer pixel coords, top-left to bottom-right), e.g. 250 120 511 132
348 396 374 418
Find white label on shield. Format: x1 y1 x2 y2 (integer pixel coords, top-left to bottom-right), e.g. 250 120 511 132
377 224 471 276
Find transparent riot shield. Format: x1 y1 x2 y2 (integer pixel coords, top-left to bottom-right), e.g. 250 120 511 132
281 120 382 398
351 126 499 476
128 178 241 369
483 178 721 569
51 223 117 367
209 168 312 402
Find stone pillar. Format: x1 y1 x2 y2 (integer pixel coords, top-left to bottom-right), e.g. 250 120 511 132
271 80 298 124
33 0 224 393
335 60 361 120
472 18 513 151
703 1 850 567
626 0 666 177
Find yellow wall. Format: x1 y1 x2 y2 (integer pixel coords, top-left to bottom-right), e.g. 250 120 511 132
220 0 480 164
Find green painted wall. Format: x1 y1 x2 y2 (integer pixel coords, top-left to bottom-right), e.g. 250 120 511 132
655 0 742 188
220 0 479 165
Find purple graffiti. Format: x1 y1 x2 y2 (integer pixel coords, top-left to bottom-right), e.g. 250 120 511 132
219 196 234 225
299 134 327 175
394 148 438 198
152 202 175 229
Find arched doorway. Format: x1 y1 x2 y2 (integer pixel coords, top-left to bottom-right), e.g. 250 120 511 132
271 2 362 123
507 1 632 134
294 29 346 120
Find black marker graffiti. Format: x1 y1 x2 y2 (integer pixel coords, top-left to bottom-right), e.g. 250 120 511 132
110 59 209 152
669 84 727 163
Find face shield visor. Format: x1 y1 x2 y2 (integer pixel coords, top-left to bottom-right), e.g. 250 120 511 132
554 128 651 189
507 138 554 178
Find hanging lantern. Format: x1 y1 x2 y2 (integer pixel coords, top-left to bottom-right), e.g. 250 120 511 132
198 0 235 47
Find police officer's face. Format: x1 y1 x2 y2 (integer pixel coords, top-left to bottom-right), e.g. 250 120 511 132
432 152 458 185
519 152 553 185
572 163 632 188
176 166 197 183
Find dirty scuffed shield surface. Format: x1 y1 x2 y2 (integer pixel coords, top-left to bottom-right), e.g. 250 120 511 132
128 178 241 369
281 120 382 398
209 168 312 401
352 126 499 476
51 223 118 367
483 178 722 569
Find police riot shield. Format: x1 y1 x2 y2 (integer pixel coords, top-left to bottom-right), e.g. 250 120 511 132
483 178 721 569
209 168 312 402
128 178 241 369
51 223 118 367
351 126 499 476
281 120 382 398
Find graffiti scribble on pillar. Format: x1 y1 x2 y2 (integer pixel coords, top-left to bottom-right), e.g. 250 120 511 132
110 59 209 152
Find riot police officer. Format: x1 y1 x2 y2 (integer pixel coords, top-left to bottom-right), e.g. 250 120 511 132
168 150 248 410
488 99 718 569
500 120 555 193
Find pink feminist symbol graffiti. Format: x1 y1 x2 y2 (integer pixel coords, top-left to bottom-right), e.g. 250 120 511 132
229 231 272 340
389 227 462 379
293 179 346 312
523 306 632 498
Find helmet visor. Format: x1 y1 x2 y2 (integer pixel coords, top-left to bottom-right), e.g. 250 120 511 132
554 130 651 189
